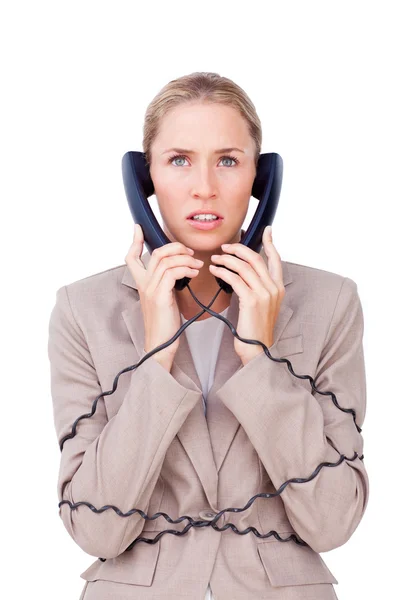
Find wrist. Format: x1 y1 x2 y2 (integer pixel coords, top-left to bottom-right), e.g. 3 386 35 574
151 353 173 373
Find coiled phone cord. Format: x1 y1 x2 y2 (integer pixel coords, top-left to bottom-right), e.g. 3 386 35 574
58 283 364 561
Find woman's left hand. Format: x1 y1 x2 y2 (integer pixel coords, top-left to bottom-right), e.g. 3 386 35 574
209 225 285 366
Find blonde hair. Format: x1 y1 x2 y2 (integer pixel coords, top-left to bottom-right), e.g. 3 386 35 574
142 71 262 168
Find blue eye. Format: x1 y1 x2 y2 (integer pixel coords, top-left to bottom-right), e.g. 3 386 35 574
220 156 239 167
168 154 239 167
169 155 188 167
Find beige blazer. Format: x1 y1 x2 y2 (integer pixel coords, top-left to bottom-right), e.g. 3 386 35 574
48 245 369 600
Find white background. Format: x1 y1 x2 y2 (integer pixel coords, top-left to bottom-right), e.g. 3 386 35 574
1 1 410 599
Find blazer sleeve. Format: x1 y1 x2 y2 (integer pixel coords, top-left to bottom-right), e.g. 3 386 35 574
215 276 369 553
48 285 201 559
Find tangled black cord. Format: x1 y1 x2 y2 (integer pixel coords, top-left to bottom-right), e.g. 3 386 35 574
58 283 364 561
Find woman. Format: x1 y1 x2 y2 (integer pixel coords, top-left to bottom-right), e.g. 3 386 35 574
48 72 369 599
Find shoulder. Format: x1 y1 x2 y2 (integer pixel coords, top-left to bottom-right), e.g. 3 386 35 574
52 264 130 328
64 263 126 294
282 259 359 311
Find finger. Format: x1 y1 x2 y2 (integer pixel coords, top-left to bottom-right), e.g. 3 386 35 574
209 264 250 298
217 245 277 293
262 227 284 291
124 224 145 282
147 242 194 277
146 254 202 296
132 223 144 265
211 254 264 292
156 263 200 296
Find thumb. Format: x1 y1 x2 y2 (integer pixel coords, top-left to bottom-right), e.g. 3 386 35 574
133 224 145 264
134 223 143 240
125 224 145 276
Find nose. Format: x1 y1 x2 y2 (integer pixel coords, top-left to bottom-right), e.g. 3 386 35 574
191 164 217 199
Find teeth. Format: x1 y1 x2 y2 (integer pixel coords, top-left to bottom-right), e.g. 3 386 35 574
192 214 219 221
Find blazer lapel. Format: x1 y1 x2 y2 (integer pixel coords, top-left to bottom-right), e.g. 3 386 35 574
205 251 294 474
120 244 293 512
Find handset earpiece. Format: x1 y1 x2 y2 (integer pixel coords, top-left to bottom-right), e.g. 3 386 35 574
122 151 283 293
214 152 283 294
122 151 190 291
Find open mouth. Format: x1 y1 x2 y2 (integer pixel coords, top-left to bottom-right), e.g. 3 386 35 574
188 216 222 221
187 216 224 230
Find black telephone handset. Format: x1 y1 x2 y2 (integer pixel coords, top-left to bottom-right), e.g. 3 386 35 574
121 151 283 294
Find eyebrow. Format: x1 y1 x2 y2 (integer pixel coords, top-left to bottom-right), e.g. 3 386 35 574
162 147 245 155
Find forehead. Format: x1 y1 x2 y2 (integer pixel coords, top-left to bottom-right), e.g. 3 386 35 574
154 102 252 149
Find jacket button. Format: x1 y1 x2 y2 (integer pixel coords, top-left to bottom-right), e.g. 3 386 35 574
199 509 218 520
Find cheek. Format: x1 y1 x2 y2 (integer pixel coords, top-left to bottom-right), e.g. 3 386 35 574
156 189 184 224
222 174 252 197
224 184 251 214
151 165 185 197
152 174 185 218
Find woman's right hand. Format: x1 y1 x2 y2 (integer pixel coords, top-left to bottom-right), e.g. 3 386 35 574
124 224 204 371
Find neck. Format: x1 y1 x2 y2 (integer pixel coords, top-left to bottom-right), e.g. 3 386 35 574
175 229 244 316
176 261 227 310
